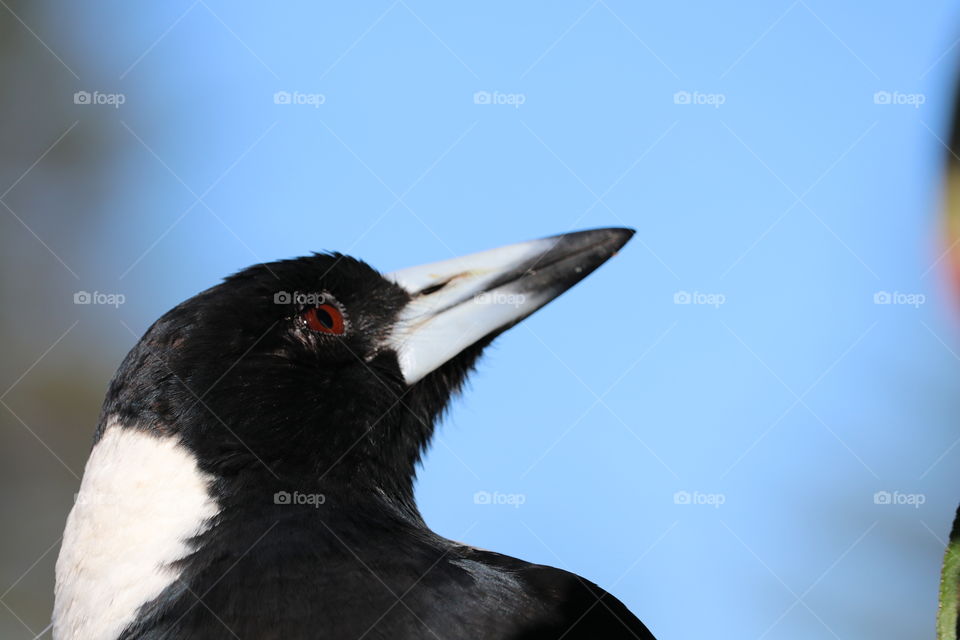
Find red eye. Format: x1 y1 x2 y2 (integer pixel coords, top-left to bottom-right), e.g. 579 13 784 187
302 304 345 335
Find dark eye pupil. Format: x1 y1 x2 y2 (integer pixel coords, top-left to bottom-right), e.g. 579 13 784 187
314 307 333 328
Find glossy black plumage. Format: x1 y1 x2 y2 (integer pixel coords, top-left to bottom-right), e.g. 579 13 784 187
93 230 656 639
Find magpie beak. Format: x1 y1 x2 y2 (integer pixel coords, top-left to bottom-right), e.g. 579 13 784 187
385 227 635 383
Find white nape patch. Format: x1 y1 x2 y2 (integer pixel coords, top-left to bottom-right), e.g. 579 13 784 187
54 418 219 640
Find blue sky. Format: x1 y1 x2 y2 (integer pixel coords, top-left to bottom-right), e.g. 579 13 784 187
36 1 960 637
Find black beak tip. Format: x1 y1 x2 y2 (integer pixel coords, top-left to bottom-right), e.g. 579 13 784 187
541 227 637 266
607 227 636 251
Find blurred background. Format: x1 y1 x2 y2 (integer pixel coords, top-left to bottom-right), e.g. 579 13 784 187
1 1 958 638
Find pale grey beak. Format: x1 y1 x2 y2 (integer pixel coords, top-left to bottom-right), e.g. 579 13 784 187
384 227 634 384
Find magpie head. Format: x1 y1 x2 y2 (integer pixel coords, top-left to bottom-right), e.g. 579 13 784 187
101 228 634 507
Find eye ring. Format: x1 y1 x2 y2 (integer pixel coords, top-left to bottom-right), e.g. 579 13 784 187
302 303 346 335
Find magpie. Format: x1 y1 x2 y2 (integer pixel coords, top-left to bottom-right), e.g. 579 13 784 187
54 227 656 640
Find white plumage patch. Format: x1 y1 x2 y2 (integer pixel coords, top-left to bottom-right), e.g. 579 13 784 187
53 418 219 640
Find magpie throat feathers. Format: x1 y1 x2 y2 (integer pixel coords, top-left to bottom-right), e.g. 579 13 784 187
53 228 654 640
